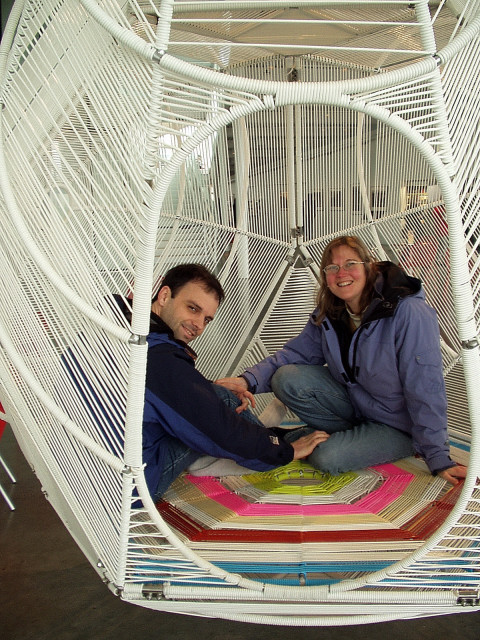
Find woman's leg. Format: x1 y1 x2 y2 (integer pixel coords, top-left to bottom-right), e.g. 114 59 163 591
274 364 414 473
271 364 356 432
303 421 415 474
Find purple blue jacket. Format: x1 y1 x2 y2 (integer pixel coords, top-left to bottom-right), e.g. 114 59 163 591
242 262 453 475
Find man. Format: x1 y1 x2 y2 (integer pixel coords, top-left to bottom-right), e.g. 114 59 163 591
124 263 327 502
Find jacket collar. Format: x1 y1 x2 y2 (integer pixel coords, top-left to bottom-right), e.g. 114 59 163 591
113 294 198 361
149 311 198 360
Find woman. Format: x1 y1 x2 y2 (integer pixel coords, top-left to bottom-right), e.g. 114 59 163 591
216 236 466 484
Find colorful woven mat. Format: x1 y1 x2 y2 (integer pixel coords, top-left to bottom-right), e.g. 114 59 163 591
146 457 465 585
158 457 461 544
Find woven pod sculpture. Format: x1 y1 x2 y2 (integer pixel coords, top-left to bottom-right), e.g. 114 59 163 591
1 0 480 625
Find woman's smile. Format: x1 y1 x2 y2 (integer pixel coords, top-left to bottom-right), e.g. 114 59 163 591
326 246 367 313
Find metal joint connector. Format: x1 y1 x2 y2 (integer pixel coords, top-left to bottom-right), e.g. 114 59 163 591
143 586 165 600
287 67 298 82
457 590 480 606
461 337 480 350
153 49 165 63
121 465 134 476
129 333 147 345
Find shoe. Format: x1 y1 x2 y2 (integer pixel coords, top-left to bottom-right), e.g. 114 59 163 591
258 398 288 427
187 456 252 476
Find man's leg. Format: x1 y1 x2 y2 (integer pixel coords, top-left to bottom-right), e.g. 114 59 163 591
153 385 263 498
187 384 263 477
212 383 263 425
153 435 200 500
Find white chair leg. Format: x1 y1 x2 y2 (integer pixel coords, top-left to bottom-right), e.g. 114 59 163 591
0 453 16 510
0 480 15 510
0 453 16 483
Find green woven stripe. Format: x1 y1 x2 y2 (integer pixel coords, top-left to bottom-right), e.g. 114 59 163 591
243 461 356 495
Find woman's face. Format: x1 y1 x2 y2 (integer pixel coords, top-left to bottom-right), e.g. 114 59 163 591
325 245 367 313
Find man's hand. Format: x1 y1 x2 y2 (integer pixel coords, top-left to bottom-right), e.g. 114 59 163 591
438 464 467 485
290 430 329 460
215 376 255 412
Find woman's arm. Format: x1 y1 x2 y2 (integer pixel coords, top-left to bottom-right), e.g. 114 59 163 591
395 297 460 477
216 312 326 396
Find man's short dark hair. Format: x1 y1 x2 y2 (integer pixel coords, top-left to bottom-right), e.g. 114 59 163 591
155 264 225 304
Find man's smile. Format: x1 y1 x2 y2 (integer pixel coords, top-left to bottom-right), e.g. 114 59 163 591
182 324 197 340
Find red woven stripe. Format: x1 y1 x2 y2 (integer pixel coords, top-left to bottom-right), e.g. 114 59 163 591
156 500 420 542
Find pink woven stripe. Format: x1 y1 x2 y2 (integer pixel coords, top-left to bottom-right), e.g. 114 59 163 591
186 464 413 516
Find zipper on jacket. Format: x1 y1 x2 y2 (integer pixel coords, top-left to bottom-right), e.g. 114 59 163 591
349 325 366 383
349 300 396 382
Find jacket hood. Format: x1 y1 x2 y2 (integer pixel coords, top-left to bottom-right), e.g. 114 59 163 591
374 261 422 302
362 261 423 323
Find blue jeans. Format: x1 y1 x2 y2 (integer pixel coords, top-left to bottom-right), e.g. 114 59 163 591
153 384 262 499
271 364 414 474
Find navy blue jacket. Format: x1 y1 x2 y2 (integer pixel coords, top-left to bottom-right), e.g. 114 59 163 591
141 314 293 497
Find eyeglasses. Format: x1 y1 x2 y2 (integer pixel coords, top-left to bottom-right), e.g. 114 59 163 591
323 260 365 275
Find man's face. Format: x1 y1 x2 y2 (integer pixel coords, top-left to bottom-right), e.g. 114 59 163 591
152 280 219 344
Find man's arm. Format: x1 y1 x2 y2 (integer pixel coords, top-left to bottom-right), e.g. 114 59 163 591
145 343 293 470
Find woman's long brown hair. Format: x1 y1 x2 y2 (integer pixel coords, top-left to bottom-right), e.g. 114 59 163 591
315 236 378 323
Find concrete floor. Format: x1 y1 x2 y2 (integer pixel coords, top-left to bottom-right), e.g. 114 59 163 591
1 423 480 640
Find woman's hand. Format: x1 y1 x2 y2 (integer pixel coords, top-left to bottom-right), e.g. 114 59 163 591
215 376 248 393
214 376 256 412
438 464 467 485
290 430 329 460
